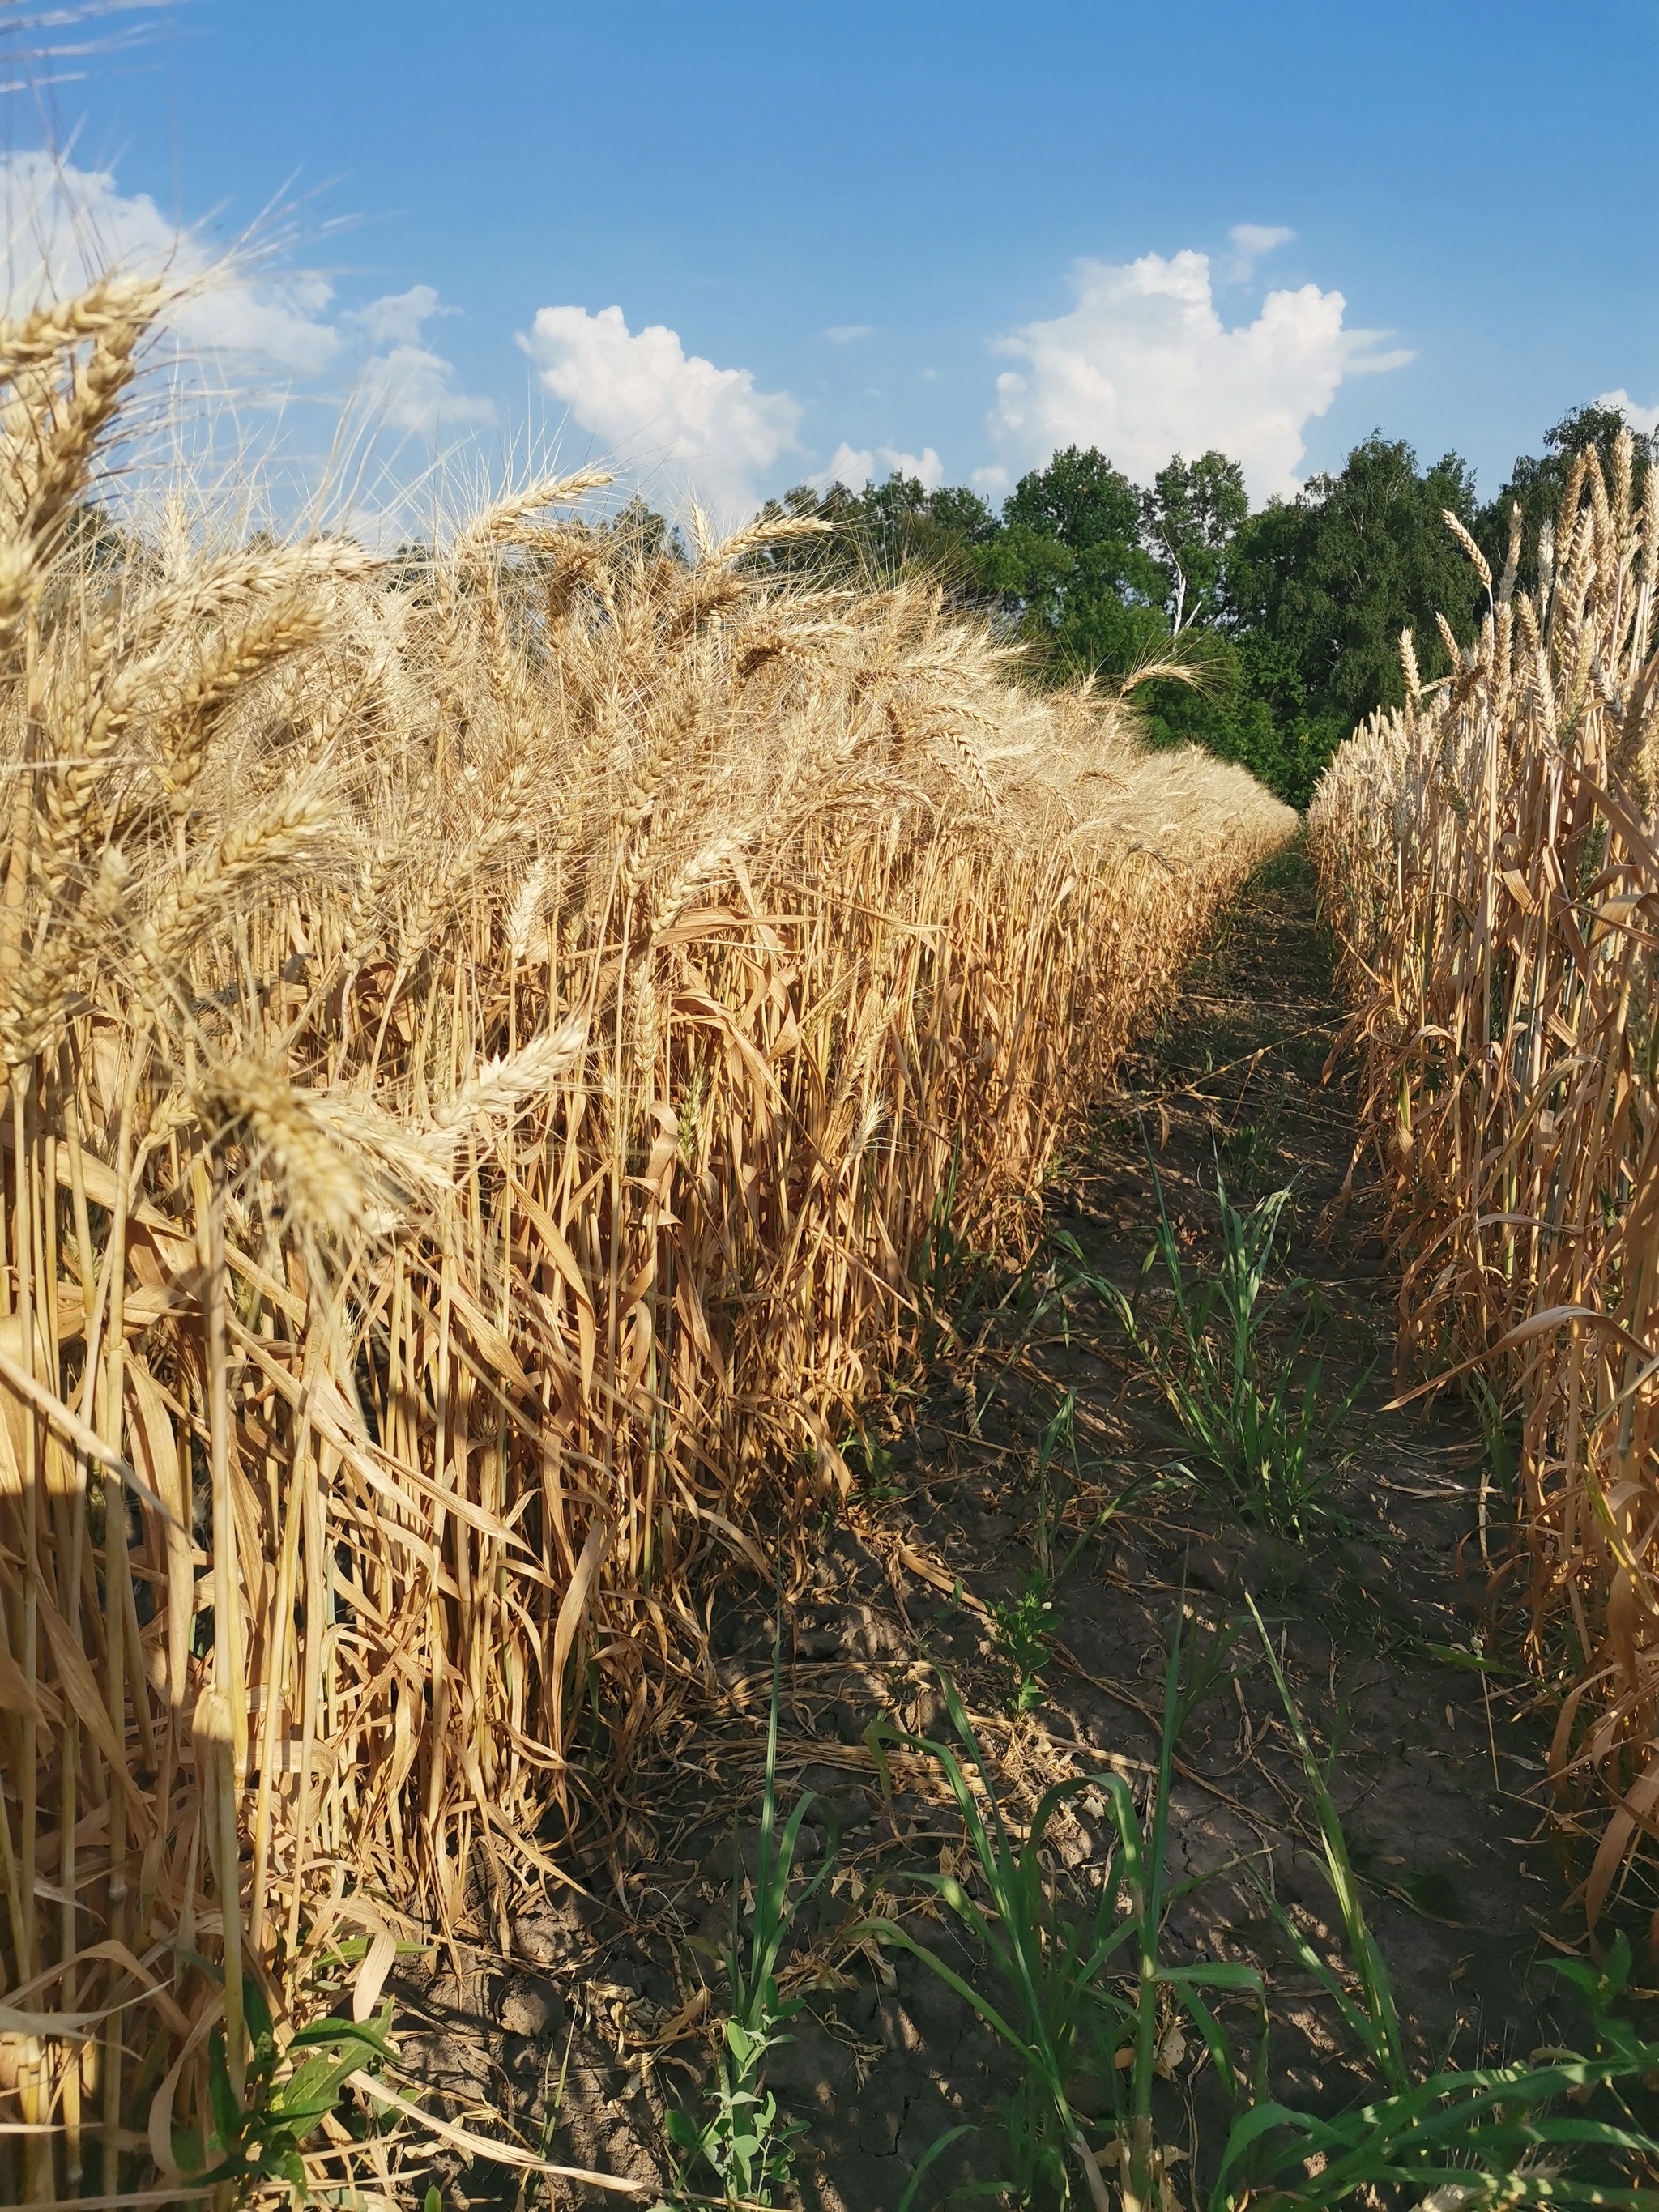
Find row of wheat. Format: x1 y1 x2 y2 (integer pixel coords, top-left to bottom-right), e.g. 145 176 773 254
1309 434 1659 1932
0 282 1292 2198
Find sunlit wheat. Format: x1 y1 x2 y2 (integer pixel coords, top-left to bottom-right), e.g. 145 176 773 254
0 278 1293 2198
1311 437 1659 1931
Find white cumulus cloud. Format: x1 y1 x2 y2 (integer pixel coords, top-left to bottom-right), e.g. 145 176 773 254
0 155 496 455
884 444 943 488
1599 388 1659 437
820 441 944 490
521 302 801 521
822 441 874 487
346 283 443 348
355 342 496 438
1224 224 1294 282
825 323 873 343
348 288 496 437
1 148 343 373
984 249 1412 502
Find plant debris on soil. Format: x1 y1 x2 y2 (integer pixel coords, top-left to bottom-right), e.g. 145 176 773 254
385 846 1602 2210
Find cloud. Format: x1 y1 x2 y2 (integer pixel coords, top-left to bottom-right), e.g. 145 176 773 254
818 441 944 491
345 288 495 437
346 283 446 348
881 444 942 488
1599 388 1659 437
1224 223 1294 283
984 249 1411 501
356 345 497 439
0 153 501 458
825 323 873 343
0 148 343 373
822 441 874 486
521 302 801 518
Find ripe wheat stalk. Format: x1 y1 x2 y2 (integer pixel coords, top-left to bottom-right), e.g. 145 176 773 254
1310 433 1659 1932
0 277 1294 2200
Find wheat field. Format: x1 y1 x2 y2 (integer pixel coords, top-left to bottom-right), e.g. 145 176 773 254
1310 435 1659 1933
0 279 1294 2197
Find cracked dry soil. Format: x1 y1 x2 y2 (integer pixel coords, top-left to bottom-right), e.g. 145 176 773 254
390 848 1600 2211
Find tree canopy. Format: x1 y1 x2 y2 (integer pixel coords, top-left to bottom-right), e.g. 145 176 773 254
740 398 1637 810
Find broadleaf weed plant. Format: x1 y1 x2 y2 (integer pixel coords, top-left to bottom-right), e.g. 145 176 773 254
842 1418 906 1507
987 1574 1056 1714
1062 1160 1363 1538
662 1608 834 2208
173 1971 399 2197
859 1605 1263 2210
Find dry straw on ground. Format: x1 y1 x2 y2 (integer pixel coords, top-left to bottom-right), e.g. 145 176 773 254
0 278 1292 2197
1310 434 1659 1929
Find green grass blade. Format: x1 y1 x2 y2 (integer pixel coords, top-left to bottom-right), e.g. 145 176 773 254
897 2124 977 2212
1243 1866 1387 2073
854 1916 1037 2064
1247 1592 1407 2092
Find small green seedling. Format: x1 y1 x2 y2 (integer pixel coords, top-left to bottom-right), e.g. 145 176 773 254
860 1605 1261 2210
1069 1160 1364 1539
988 1572 1056 1713
171 1968 397 2198
1217 1593 1659 2210
663 1605 837 2206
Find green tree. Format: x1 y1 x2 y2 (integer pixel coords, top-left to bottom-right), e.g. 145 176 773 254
1130 450 1279 790
987 445 1166 676
742 480 857 580
1116 435 1485 807
1141 450 1250 635
740 432 1494 812
746 474 998 590
1228 434 1482 752
607 493 687 566
856 474 1000 581
62 498 139 573
1002 442 1143 550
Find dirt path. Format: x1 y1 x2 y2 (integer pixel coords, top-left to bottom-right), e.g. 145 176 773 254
394 848 1579 2210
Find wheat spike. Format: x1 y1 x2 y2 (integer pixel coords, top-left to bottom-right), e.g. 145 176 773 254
1444 508 1492 592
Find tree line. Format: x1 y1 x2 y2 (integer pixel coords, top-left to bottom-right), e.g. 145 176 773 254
747 400 1650 808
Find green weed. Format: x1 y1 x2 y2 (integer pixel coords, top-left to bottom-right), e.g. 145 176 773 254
1218 1100 1283 1206
987 1574 1056 1713
1030 1392 1079 1582
842 1420 906 1505
663 1610 835 2206
915 1140 999 1352
860 1607 1260 2210
170 1968 397 2197
1215 1593 1659 2209
988 1391 1118 1714
969 1250 1069 1438
1072 1165 1363 1538
848 1589 1659 2210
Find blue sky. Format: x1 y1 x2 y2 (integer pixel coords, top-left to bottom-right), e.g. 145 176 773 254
7 0 1659 525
